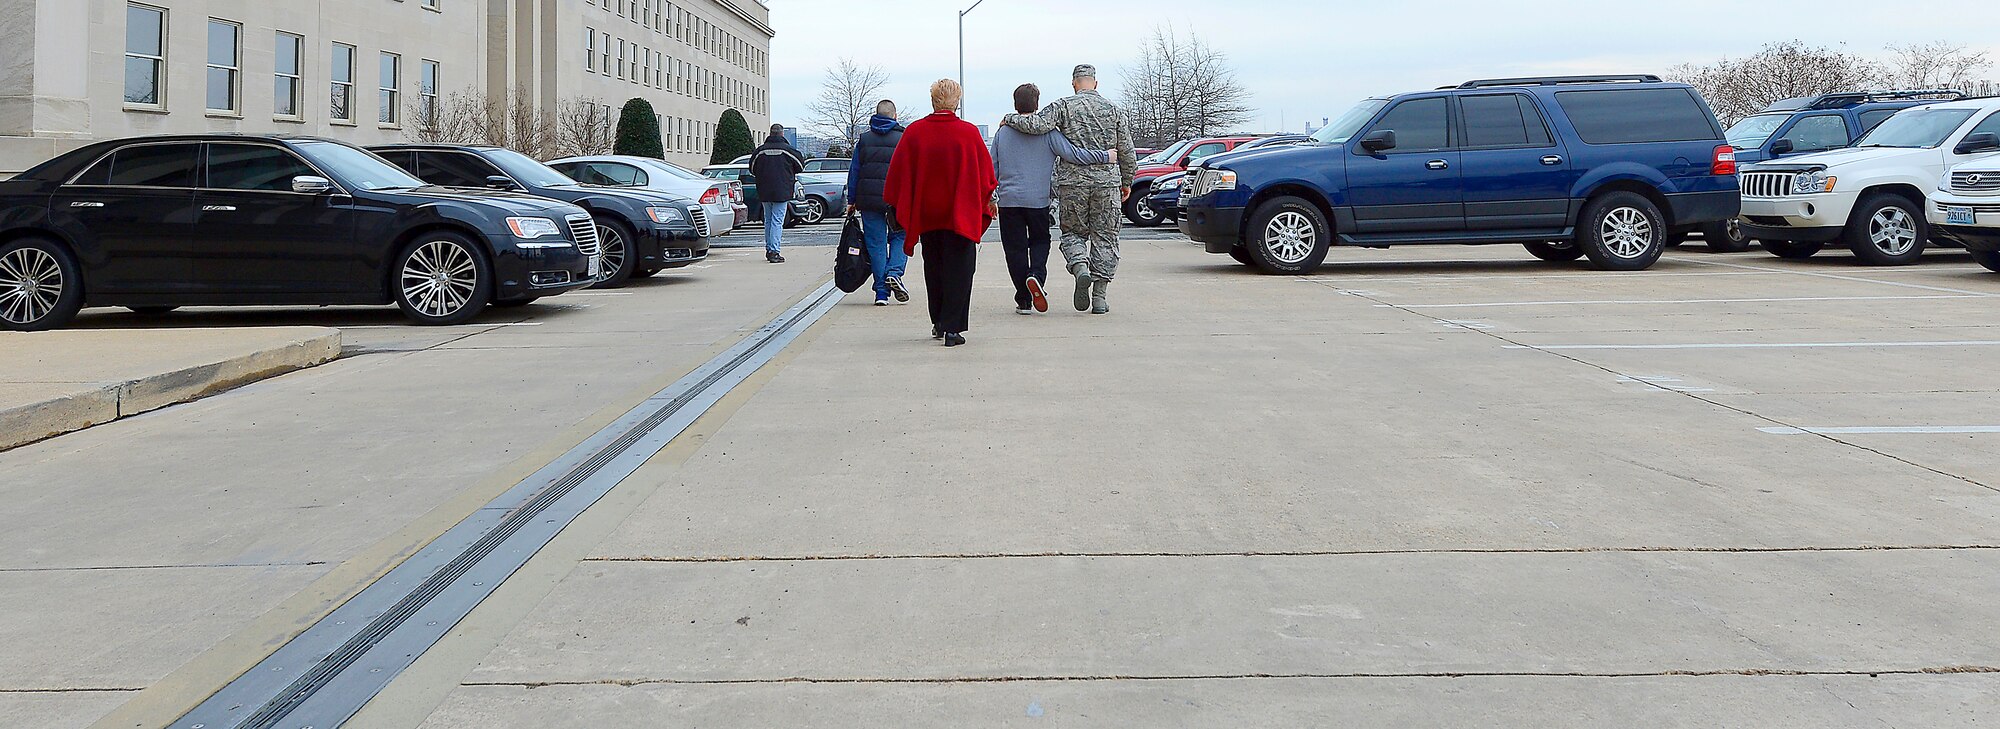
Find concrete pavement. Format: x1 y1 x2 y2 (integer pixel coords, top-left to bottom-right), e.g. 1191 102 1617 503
0 327 339 450
347 237 2000 726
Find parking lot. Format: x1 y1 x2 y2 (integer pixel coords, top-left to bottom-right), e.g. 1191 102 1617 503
7 223 2000 727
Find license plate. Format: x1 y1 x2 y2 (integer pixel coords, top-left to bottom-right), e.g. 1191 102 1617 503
1947 206 1976 225
587 256 603 279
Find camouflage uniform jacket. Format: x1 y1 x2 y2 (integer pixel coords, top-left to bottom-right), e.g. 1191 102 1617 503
1003 90 1137 190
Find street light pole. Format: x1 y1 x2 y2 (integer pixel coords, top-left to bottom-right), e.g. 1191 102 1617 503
958 0 985 114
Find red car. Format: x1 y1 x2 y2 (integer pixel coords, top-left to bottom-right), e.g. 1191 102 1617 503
1127 136 1260 226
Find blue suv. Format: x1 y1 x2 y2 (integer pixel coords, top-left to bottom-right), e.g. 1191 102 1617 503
1726 90 1965 165
1181 75 1740 273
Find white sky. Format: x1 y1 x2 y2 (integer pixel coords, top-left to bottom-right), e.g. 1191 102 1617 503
765 0 2000 136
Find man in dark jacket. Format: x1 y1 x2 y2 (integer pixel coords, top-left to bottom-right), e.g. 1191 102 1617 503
750 124 804 263
845 100 908 304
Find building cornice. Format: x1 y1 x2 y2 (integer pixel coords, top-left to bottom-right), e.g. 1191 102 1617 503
711 0 775 39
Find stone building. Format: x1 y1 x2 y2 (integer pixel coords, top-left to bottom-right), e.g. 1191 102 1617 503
0 0 773 174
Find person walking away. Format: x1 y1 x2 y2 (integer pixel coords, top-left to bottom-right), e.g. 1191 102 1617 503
992 83 1115 314
1000 64 1137 314
885 79 997 348
750 124 805 263
845 100 909 305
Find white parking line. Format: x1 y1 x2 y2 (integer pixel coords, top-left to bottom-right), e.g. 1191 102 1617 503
1321 270 1774 285
1507 340 2000 351
1377 294 1980 309
1668 256 2000 296
1761 426 2000 435
344 322 544 330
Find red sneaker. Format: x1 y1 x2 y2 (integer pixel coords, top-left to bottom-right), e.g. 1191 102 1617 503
1025 277 1049 313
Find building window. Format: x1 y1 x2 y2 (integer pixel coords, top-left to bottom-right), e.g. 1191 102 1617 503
419 60 440 129
124 3 167 107
422 0 440 9
379 52 401 125
585 28 597 72
331 43 355 122
600 32 611 74
206 19 242 113
274 32 303 118
616 39 626 80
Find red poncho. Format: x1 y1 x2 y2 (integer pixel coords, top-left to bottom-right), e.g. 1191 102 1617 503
885 110 997 255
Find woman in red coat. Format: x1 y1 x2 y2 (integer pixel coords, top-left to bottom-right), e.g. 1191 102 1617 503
884 79 997 348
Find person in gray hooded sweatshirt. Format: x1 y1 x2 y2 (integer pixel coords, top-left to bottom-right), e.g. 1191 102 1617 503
991 84 1116 314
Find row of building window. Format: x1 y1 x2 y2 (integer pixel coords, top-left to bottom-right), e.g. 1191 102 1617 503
664 116 713 155
591 0 766 77
584 28 766 115
124 3 439 126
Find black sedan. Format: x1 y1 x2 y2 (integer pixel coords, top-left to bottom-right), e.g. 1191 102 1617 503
0 135 598 331
371 145 709 287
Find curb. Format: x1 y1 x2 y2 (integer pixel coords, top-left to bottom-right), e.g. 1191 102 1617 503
0 328 341 451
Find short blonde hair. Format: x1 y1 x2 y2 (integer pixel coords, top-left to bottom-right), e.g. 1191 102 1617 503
930 79 963 111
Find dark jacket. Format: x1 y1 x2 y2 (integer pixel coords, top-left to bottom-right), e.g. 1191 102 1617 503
846 114 904 212
749 134 804 203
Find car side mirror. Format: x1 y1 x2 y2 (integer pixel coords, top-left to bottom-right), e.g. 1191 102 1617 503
1956 132 2000 155
1770 138 1795 156
485 175 519 190
291 176 335 194
1360 130 1398 153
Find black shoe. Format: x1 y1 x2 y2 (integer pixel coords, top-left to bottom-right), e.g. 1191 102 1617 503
932 327 943 340
943 332 966 347
767 251 785 263
886 276 909 303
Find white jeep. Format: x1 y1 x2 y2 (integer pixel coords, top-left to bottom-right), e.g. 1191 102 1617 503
1738 97 2000 265
1930 155 2000 272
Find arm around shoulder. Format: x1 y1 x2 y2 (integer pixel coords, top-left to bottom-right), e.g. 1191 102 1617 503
1046 130 1111 166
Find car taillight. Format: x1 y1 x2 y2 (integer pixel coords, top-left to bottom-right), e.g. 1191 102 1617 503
730 183 743 202
1712 145 1737 176
700 187 720 205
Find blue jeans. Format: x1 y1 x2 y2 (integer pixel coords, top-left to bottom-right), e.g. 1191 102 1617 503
762 202 787 254
859 209 907 299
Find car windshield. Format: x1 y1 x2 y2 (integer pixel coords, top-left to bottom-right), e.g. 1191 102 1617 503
1311 100 1389 145
294 142 425 191
1141 141 1190 165
1853 108 1977 149
1725 113 1791 148
483 148 578 187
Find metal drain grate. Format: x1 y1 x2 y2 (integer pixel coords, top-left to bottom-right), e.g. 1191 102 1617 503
174 281 844 729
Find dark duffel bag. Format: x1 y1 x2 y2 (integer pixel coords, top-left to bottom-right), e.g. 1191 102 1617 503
833 213 872 293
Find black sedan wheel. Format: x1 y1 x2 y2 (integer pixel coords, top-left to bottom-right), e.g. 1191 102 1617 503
1123 185 1165 227
1763 240 1823 259
798 197 827 225
1524 241 1585 262
393 233 492 325
1701 219 1754 253
0 237 85 331
591 219 638 289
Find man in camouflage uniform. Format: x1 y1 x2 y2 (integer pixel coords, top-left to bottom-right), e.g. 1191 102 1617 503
1001 64 1137 314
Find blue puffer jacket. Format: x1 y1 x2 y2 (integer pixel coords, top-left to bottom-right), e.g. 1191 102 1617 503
846 114 904 212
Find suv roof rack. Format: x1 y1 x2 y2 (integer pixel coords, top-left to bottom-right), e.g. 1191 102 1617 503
1454 74 1662 89
1806 89 1967 109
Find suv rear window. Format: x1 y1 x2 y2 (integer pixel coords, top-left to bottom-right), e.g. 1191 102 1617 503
1554 88 1719 145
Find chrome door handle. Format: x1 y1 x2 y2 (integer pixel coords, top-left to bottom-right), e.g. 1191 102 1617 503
1541 155 1564 166
202 205 237 212
70 201 105 208
1426 159 1449 170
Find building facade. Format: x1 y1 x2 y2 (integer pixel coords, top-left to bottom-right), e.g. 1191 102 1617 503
0 0 772 174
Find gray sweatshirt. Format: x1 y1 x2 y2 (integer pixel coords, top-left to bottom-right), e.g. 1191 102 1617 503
991 126 1111 209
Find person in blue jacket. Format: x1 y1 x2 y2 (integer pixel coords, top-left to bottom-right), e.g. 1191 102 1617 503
846 100 909 304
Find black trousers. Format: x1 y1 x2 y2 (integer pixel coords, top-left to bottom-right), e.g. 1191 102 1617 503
997 207 1053 309
920 230 977 334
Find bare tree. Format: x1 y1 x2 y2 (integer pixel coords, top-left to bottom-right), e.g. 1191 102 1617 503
804 58 889 148
403 90 487 144
551 97 616 159
1880 42 1993 92
1667 41 1881 125
1118 25 1255 148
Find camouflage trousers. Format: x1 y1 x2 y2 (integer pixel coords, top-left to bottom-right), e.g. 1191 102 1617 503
1056 186 1122 281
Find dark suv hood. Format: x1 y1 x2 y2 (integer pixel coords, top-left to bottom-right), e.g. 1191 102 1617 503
1202 143 1317 171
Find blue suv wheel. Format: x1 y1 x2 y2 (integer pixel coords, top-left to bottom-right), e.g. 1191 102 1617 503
1244 196 1331 274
